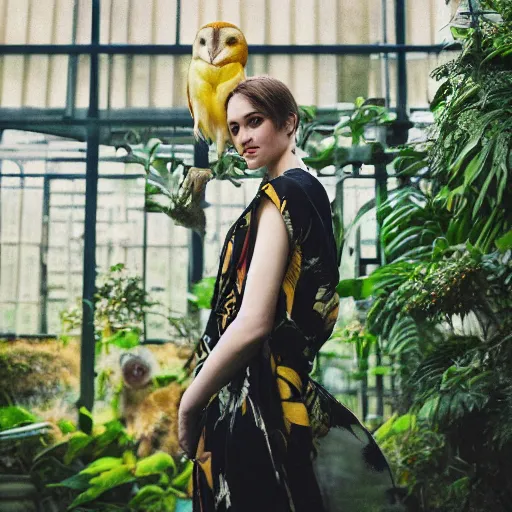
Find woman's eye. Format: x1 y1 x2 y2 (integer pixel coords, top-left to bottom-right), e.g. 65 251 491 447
249 117 262 127
230 126 239 135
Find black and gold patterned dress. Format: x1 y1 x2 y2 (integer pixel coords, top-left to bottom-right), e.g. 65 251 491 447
192 168 402 512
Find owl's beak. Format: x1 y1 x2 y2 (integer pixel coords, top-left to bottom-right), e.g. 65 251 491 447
209 49 221 64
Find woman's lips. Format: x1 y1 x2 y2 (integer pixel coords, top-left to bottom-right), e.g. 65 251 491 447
244 147 258 156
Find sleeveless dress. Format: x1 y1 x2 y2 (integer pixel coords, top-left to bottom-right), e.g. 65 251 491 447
192 169 402 512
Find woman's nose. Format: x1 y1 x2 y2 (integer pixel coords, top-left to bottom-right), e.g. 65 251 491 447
240 130 252 145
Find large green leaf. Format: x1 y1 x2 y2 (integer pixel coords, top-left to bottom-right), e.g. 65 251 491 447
391 414 416 434
64 431 93 464
462 141 494 189
102 328 140 349
336 277 374 299
374 414 416 442
302 144 335 170
129 485 166 508
135 452 177 478
91 420 128 459
48 472 93 491
82 457 124 475
189 277 216 309
0 406 37 430
448 109 501 176
496 229 512 251
373 413 398 442
171 460 194 490
384 227 425 258
385 317 419 355
418 396 440 422
69 465 135 509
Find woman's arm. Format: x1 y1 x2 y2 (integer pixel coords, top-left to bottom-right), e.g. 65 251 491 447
178 197 289 455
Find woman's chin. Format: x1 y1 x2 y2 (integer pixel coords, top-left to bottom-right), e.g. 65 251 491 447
245 160 261 171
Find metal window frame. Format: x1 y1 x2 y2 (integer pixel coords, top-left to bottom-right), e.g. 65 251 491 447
0 0 457 416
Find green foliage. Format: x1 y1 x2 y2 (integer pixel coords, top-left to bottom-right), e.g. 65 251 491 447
0 406 37 431
33 416 192 511
427 10 512 251
188 277 216 310
60 264 152 347
336 276 374 300
337 10 512 509
379 187 448 261
320 321 378 382
368 248 511 342
95 264 152 333
375 414 469 510
128 138 249 233
298 97 392 171
60 263 199 353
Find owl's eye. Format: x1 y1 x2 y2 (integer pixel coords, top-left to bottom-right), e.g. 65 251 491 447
200 38 206 45
226 37 237 46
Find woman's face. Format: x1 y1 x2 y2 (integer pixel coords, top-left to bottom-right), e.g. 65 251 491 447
226 94 291 170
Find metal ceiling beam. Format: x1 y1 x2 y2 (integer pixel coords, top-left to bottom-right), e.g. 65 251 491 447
0 43 458 56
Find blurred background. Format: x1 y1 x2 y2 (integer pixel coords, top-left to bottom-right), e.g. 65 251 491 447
0 0 454 338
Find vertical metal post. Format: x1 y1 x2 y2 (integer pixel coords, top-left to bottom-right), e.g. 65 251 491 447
142 197 148 342
375 164 388 267
188 141 208 288
395 0 407 121
0 131 3 300
175 0 181 46
333 175 346 266
354 226 369 422
14 165 26 335
39 177 50 334
381 0 391 107
374 163 388 419
65 0 79 118
78 0 100 422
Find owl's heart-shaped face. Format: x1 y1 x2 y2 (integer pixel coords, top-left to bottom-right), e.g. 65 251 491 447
192 23 248 67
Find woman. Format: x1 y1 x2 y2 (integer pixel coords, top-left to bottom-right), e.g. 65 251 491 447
178 76 401 512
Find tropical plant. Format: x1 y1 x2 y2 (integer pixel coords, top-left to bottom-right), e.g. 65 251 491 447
333 3 512 508
126 138 251 235
374 414 471 511
31 414 193 511
60 263 153 353
370 249 512 510
298 97 393 172
427 0 512 251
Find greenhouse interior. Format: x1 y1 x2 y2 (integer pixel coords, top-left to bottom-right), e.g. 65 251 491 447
0 0 511 510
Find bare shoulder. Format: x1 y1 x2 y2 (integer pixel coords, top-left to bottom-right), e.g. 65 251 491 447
255 194 289 240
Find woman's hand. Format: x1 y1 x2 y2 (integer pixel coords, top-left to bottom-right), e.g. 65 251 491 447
178 390 203 459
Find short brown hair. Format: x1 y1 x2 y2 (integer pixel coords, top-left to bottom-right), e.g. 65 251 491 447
225 76 299 135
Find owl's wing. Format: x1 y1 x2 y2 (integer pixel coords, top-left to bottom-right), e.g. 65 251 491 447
187 80 209 145
187 82 211 145
186 80 194 119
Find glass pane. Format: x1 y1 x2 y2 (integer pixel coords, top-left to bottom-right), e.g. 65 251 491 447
47 179 85 334
100 54 186 110
0 176 44 334
101 0 178 44
0 55 69 108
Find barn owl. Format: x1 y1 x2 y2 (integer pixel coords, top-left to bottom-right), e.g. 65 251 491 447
187 22 248 157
